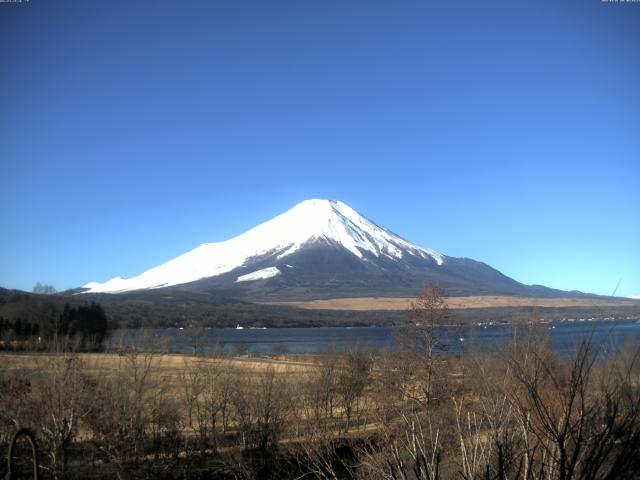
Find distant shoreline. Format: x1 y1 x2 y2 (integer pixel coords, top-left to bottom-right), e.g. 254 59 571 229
261 295 640 311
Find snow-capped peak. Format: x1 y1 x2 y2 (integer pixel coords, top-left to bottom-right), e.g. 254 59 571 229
82 199 443 293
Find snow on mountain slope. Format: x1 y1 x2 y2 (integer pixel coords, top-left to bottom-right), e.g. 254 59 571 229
236 267 281 283
82 199 444 293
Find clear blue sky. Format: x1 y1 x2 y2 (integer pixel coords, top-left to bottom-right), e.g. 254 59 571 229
1 0 639 297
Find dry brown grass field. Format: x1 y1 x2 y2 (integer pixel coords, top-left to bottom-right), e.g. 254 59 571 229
263 295 640 311
0 351 313 372
1 352 303 425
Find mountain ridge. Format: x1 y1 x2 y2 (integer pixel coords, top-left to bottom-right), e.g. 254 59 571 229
81 199 596 300
83 199 445 294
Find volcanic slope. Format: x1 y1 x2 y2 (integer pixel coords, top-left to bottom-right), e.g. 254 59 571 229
83 199 585 300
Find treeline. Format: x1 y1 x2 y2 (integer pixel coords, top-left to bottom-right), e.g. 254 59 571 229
80 289 401 328
0 293 108 350
0 287 400 330
2 287 638 332
75 289 640 328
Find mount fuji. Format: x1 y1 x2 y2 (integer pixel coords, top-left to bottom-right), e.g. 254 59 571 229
81 199 569 300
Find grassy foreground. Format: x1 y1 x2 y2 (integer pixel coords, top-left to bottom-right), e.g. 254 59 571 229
1 324 640 480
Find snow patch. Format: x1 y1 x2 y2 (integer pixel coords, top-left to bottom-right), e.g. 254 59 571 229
236 267 281 283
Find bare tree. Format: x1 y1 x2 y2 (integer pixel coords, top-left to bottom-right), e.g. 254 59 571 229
180 358 203 432
230 375 255 450
337 350 372 432
233 341 249 356
505 336 640 480
185 326 207 355
252 366 292 448
303 354 339 435
190 359 235 454
32 282 57 295
399 284 448 406
371 347 413 424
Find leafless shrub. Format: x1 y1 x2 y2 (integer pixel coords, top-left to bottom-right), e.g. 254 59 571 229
30 354 93 479
0 362 33 477
289 432 359 480
84 350 156 477
360 413 442 480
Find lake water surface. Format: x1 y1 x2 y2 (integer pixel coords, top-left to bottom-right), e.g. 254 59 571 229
109 318 640 358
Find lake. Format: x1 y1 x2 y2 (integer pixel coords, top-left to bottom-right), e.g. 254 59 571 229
109 317 640 358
